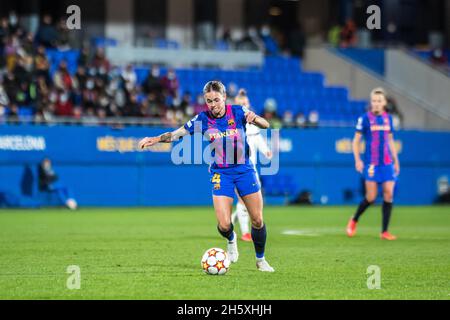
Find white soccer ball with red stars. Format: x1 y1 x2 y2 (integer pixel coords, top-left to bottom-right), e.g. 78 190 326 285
201 248 230 275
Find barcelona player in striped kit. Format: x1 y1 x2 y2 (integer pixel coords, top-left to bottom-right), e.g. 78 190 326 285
347 88 400 240
139 81 275 272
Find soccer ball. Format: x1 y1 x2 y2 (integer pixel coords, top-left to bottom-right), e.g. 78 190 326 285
201 248 230 275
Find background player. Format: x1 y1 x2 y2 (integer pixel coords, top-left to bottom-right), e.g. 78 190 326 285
139 81 275 272
231 89 272 242
347 88 400 240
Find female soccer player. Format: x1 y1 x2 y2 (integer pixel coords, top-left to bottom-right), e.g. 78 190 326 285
139 81 275 272
346 88 400 240
231 89 272 242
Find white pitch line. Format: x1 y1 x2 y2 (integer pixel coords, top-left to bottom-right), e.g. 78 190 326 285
281 230 320 237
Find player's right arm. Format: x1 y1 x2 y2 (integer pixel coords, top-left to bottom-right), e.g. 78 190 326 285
353 132 364 173
253 133 272 159
353 116 365 173
139 126 189 149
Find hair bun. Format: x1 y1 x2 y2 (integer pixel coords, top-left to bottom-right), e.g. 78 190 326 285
238 89 247 97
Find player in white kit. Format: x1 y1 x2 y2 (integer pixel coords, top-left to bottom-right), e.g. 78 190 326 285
231 89 272 241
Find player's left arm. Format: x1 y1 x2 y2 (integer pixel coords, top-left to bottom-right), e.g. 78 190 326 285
388 133 400 175
244 110 270 129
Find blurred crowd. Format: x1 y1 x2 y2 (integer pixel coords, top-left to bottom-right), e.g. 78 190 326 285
218 24 305 58
327 19 358 48
0 12 312 128
0 13 208 126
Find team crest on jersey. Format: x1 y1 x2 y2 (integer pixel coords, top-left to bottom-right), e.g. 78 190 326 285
228 118 235 126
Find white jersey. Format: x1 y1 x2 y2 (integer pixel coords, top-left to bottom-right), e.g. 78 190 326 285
246 123 271 167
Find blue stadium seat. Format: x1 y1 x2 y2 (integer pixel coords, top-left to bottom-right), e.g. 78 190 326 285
91 37 118 48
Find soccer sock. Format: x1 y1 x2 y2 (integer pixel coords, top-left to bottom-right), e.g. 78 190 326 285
353 198 372 222
382 201 393 233
236 202 250 234
217 224 235 242
251 224 267 259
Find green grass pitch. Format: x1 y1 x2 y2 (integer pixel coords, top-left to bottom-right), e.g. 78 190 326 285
0 206 449 300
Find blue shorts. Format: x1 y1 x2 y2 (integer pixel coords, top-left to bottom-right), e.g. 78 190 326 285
210 165 261 198
363 164 397 183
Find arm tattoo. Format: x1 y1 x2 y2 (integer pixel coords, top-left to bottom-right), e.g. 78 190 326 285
159 132 172 143
159 126 189 143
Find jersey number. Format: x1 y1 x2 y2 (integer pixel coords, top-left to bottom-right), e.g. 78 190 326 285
212 173 221 183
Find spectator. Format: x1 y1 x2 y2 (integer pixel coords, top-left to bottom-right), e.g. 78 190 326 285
260 25 279 55
123 92 141 117
121 64 137 93
220 28 234 49
5 35 20 71
143 65 163 95
164 109 178 127
263 98 282 128
0 18 9 68
0 82 10 107
146 92 163 118
179 92 193 112
3 72 17 100
54 90 73 116
34 45 51 83
226 82 238 104
6 103 19 124
328 24 342 47
307 110 319 128
161 68 179 98
282 110 295 128
35 14 58 48
91 47 110 74
430 47 448 65
56 17 71 50
36 75 50 101
38 158 78 210
7 11 20 35
264 98 278 114
295 112 306 128
0 17 10 44
340 19 357 48
386 96 403 129
12 55 31 84
263 109 282 129
74 66 87 90
77 46 90 68
193 94 206 114
238 28 260 51
53 60 74 90
14 81 35 106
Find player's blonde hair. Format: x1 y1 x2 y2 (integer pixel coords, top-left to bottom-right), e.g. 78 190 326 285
370 87 387 99
235 88 250 108
237 89 247 97
203 81 226 96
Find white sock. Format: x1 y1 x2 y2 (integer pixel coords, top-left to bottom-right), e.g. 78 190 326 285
236 202 250 234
